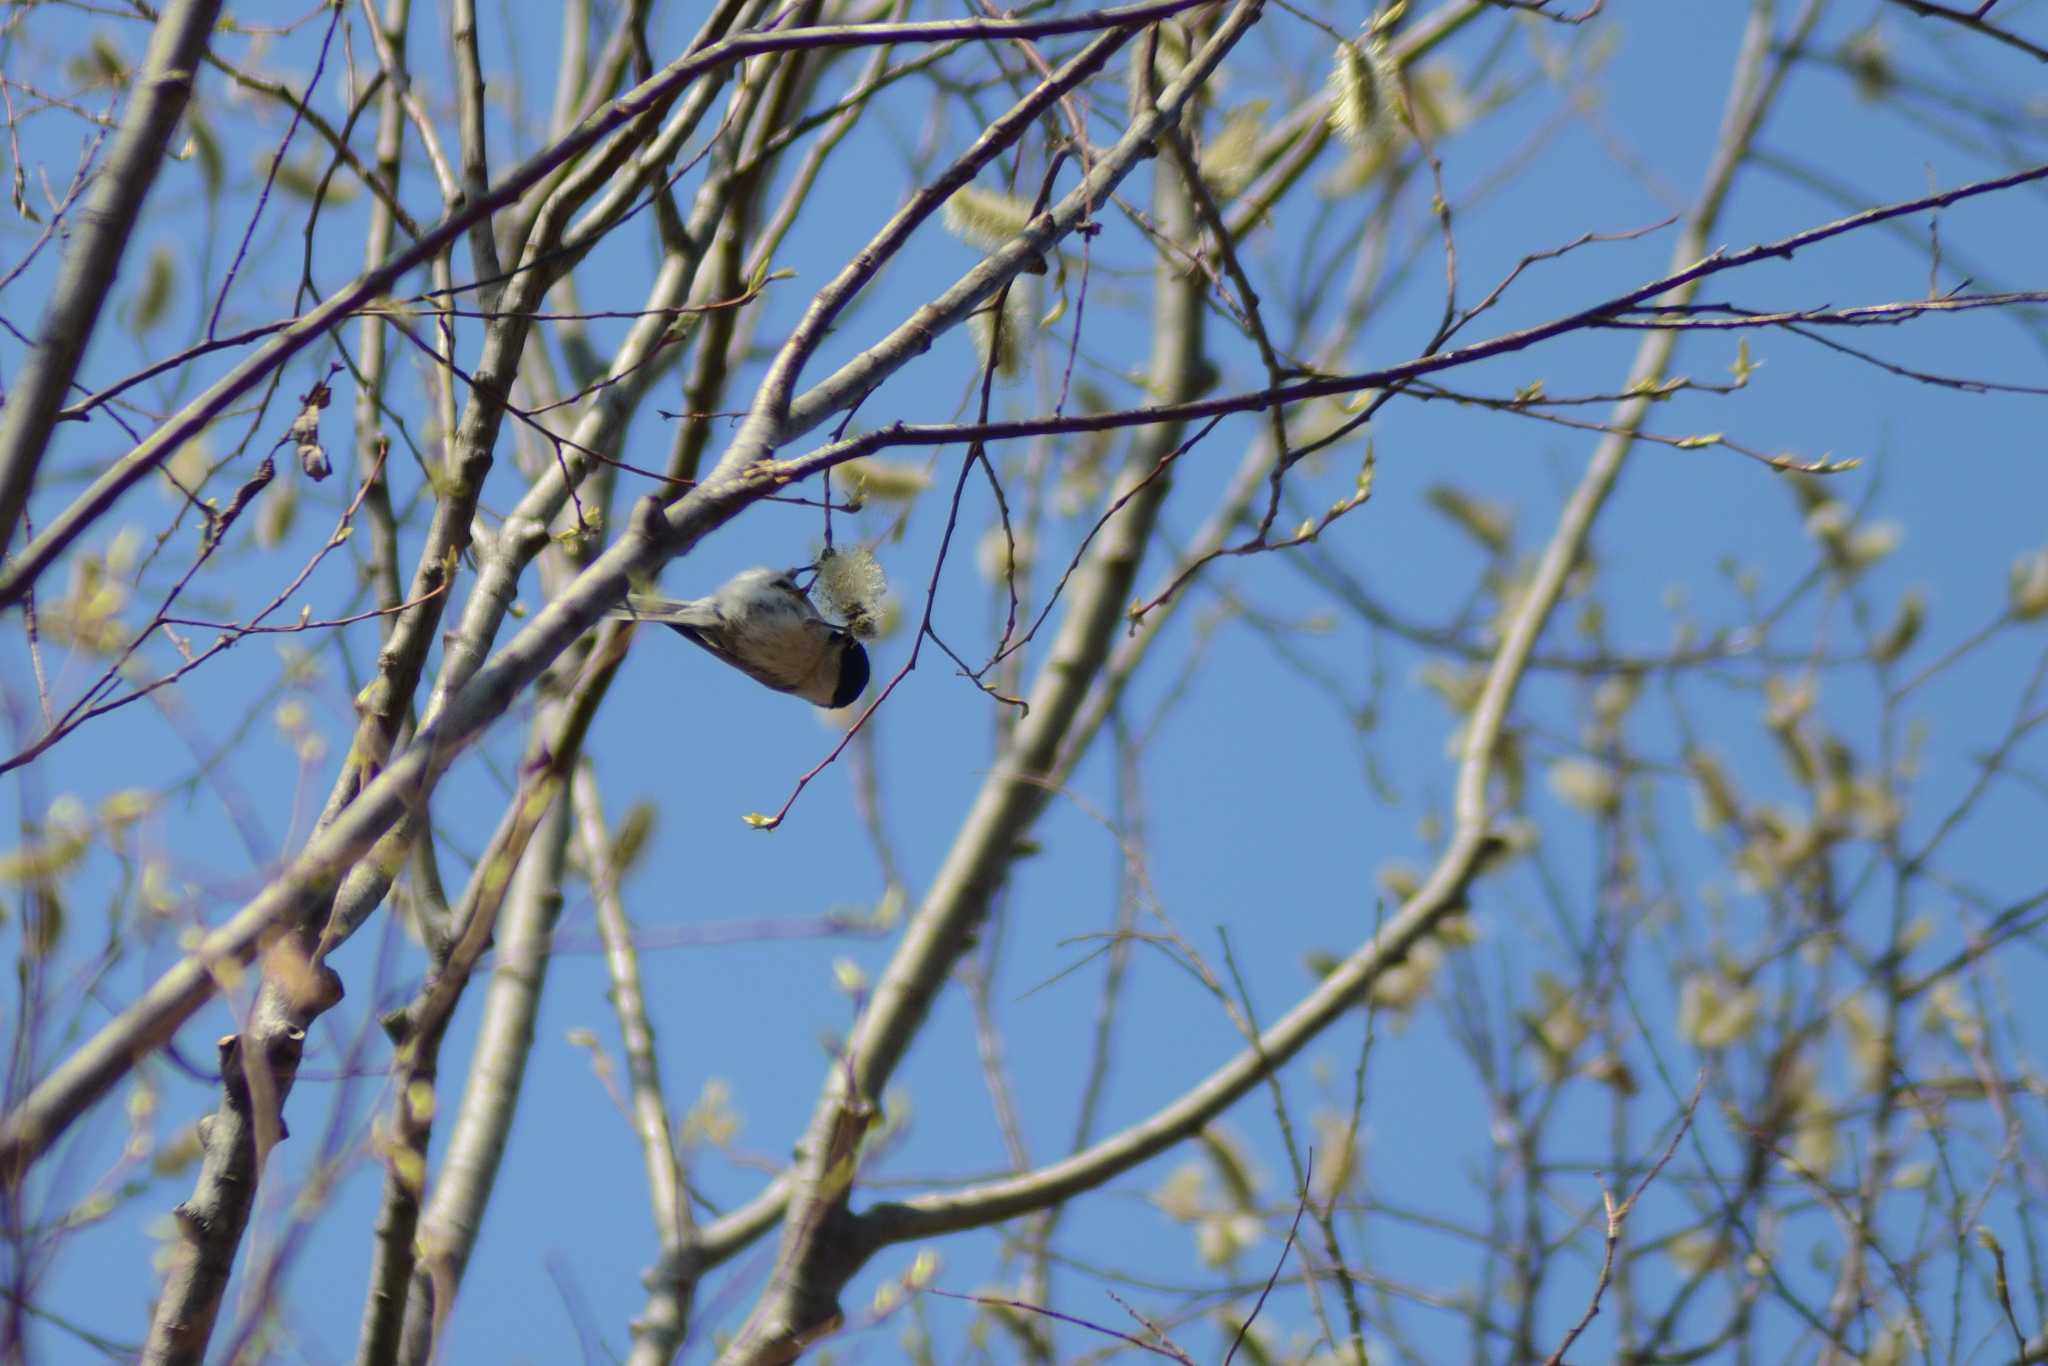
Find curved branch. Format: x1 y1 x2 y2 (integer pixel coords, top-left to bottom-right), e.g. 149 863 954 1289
855 0 1810 1257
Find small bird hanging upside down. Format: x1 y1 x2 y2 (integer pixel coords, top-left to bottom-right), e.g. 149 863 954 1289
608 566 870 710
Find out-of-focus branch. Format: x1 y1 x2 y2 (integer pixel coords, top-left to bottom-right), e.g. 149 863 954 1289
136 987 335 1366
352 0 413 630
740 0 911 285
0 0 222 561
127 0 420 235
387 791 572 1365
574 769 698 1366
449 0 505 293
354 0 459 206
352 628 624 1366
546 0 593 139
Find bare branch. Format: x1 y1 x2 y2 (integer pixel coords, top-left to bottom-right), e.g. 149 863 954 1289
0 0 222 559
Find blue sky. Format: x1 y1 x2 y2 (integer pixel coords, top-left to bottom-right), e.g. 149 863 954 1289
3 1 2046 1362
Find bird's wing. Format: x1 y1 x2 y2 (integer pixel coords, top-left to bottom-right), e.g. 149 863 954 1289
720 653 811 697
610 594 755 676
611 594 815 697
607 592 721 630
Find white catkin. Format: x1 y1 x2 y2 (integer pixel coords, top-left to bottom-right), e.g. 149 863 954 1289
1327 36 1404 150
940 185 1033 249
816 546 888 638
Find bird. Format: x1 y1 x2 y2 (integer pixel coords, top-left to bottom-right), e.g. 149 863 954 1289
608 566 870 709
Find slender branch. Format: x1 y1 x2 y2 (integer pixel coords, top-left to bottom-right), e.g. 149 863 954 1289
576 766 699 1366
1541 1084 1702 1366
927 1287 1197 1362
769 160 2048 481
1885 0 2048 61
352 0 415 630
448 0 504 293
2 446 408 776
129 0 421 235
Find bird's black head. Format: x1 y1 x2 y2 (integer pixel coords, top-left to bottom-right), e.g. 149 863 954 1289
829 635 870 709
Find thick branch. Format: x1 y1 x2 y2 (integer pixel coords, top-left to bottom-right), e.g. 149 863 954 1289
389 793 574 1365
139 1014 330 1366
